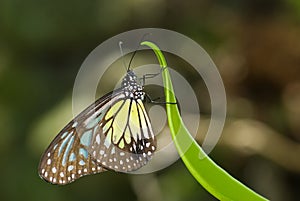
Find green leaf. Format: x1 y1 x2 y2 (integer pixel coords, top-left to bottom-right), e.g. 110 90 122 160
141 41 269 201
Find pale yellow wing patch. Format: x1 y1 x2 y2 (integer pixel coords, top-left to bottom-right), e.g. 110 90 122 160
112 99 131 144
130 100 141 142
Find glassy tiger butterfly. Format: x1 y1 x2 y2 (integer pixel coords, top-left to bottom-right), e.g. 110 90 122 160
38 69 156 185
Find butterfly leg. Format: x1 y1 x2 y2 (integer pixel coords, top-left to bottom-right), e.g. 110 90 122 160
144 93 177 105
140 67 168 86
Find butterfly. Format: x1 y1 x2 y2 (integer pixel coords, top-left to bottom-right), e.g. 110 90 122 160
38 70 157 185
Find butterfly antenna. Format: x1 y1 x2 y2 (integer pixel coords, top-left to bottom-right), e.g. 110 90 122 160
128 50 137 71
119 41 128 72
128 33 152 71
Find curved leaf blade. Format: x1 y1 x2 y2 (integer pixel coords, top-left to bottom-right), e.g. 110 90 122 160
141 41 269 201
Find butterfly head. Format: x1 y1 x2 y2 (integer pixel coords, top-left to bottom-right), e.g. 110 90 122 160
122 70 144 100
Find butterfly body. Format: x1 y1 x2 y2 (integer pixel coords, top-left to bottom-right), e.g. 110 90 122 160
38 70 156 185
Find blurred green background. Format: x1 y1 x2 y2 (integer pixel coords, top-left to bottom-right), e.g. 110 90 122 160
1 0 300 200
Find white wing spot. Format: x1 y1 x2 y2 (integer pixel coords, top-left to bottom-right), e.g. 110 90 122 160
114 165 118 169
47 152 51 157
104 135 111 148
68 165 74 172
49 177 53 182
78 170 82 174
41 169 45 174
60 172 64 177
147 151 152 156
92 167 96 171
96 134 100 144
71 174 75 179
53 178 57 183
47 159 51 165
120 160 123 165
120 152 125 156
44 171 48 177
52 167 57 173
84 168 87 173
72 122 78 127
79 160 85 166
99 150 104 155
146 142 150 147
111 147 115 154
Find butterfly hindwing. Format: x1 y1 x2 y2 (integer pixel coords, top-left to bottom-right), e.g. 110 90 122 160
87 98 156 172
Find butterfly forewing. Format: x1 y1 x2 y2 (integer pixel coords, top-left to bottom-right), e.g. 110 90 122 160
38 126 106 185
38 91 122 185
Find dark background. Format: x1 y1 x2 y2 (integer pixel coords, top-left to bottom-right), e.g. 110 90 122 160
1 0 300 201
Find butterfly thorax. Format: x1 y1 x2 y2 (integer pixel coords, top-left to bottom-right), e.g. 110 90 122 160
121 70 145 100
